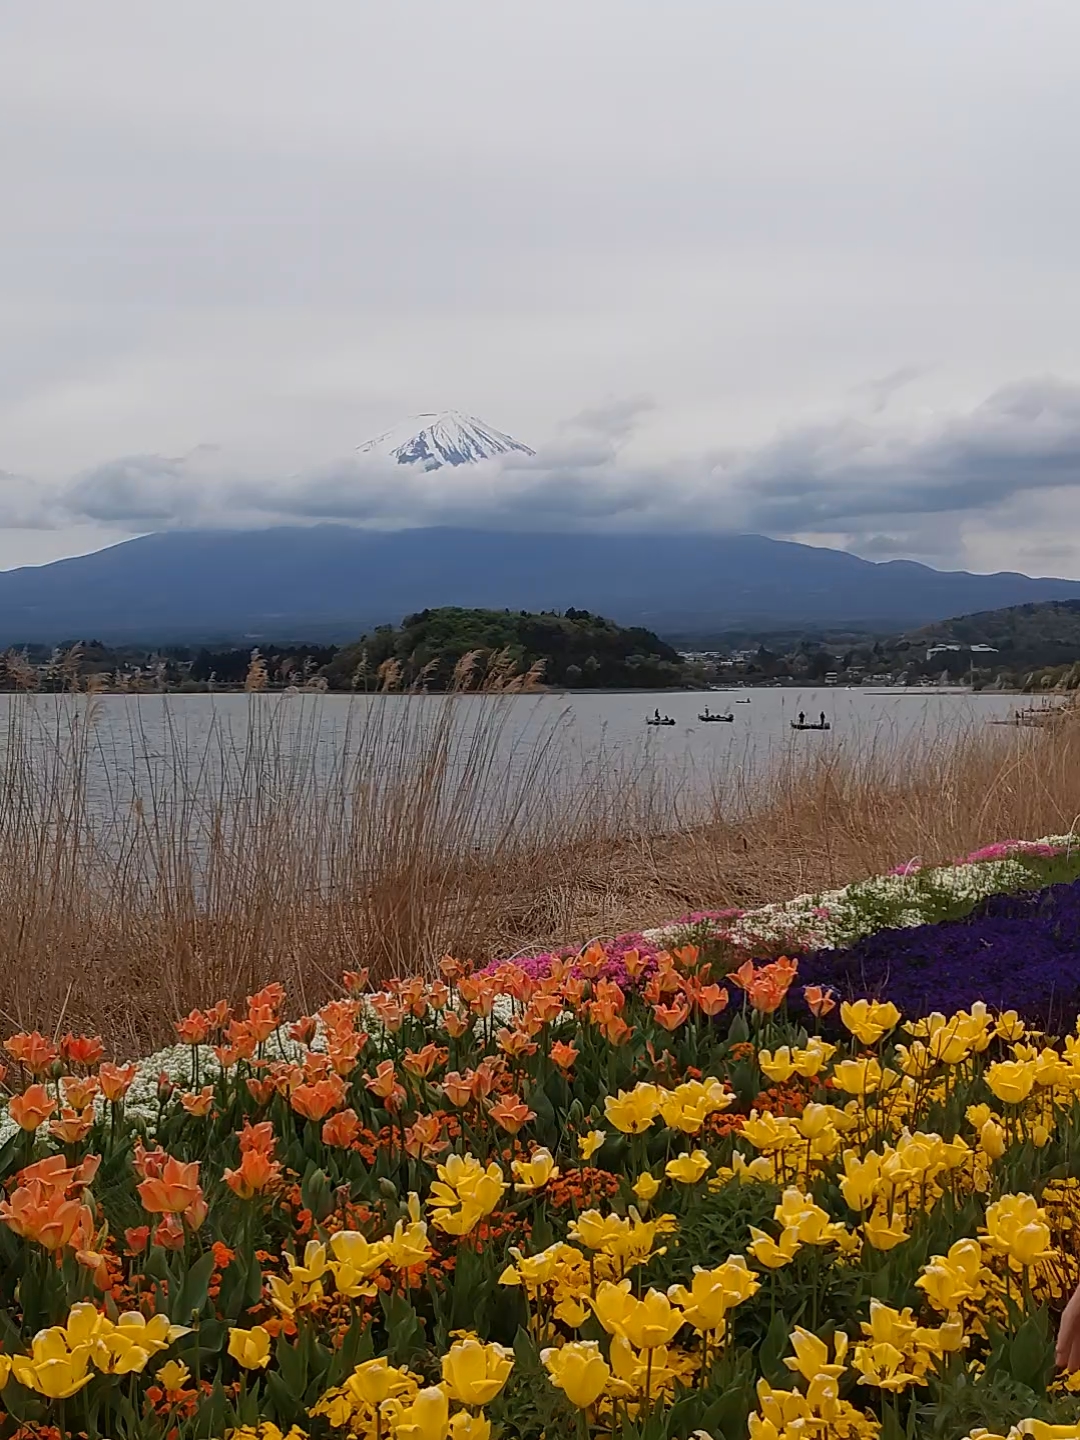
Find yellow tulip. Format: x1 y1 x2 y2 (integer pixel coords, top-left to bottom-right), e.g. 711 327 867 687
784 1326 849 1383
449 1414 491 1440
978 1118 1007 1160
344 1357 414 1406
541 1339 611 1408
115 1311 191 1356
228 1325 273 1370
384 1218 434 1268
604 1084 660 1134
578 1129 606 1159
862 1207 910 1252
985 1060 1036 1106
156 1359 191 1392
440 1338 514 1406
665 1150 711 1184
330 1230 389 1275
983 1194 1054 1268
388 1384 450 1440
621 1289 686 1350
747 1225 801 1269
757 1046 797 1083
632 1171 661 1204
512 1148 560 1192
840 998 901 1046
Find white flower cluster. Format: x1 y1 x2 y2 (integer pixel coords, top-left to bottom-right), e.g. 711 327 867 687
646 833 1078 955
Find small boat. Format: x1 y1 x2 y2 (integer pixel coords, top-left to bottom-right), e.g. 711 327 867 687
791 720 831 731
698 709 734 722
646 716 676 726
735 698 751 703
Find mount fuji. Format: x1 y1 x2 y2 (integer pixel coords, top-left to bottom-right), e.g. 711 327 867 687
357 410 535 470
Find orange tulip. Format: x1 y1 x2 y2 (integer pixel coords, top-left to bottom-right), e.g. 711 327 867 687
224 1148 281 1199
61 1075 100 1110
599 1013 633 1047
97 1061 137 1102
403 1044 448 1078
288 1014 319 1045
175 1009 210 1045
137 1156 203 1215
497 1028 538 1060
238 1119 276 1154
0 1184 94 1252
443 1011 471 1039
291 1076 347 1122
59 1033 105 1067
9 1084 56 1131
246 1078 276 1106
441 1071 474 1108
804 985 837 1018
322 1108 362 1148
405 1114 448 1159
180 1087 215 1116
549 1041 579 1071
691 982 730 1017
489 1094 536 1135
342 967 370 995
653 998 691 1031
48 1106 95 1144
5 1031 58 1076
365 1060 399 1099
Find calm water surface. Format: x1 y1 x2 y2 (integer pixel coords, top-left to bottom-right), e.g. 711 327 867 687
0 687 1027 827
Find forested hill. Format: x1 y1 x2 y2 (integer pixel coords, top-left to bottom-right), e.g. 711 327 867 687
324 607 687 690
908 600 1080 669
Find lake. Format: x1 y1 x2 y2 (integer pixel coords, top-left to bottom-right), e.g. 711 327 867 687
0 687 1027 834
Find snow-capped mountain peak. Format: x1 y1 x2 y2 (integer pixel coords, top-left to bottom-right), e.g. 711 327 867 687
358 410 535 469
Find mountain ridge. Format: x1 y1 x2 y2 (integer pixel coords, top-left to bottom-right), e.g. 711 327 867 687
1 526 1080 644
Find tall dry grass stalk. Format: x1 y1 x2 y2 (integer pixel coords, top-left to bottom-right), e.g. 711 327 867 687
0 692 1078 1050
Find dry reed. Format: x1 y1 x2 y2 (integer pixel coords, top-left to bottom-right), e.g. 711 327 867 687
0 691 1078 1051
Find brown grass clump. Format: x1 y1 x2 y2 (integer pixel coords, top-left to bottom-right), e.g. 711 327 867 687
0 690 1078 1051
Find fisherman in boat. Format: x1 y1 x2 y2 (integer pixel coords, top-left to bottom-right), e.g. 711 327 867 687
820 712 826 727
798 711 805 726
654 708 661 721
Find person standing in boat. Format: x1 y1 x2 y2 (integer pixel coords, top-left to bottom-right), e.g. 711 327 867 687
798 711 805 726
820 711 826 727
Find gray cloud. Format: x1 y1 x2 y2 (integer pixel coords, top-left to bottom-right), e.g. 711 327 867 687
50 376 1080 577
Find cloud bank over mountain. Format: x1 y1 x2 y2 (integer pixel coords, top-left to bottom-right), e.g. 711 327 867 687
0 376 1067 575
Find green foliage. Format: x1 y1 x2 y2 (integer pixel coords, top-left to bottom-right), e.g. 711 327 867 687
326 606 688 690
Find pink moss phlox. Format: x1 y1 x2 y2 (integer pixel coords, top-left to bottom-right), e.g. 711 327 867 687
956 840 1064 865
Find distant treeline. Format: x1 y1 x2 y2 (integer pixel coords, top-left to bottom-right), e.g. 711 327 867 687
0 609 688 692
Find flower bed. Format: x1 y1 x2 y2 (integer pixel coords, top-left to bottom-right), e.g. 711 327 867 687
3 845 1080 1438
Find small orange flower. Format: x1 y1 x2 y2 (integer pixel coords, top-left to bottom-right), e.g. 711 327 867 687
125 1225 151 1253
9 1083 56 1131
342 967 370 995
489 1094 536 1135
137 1155 203 1215
246 1079 276 1106
322 1108 362 1148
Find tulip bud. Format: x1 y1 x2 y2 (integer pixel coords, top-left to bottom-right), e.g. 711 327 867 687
378 1177 399 1201
157 1071 174 1103
567 1098 584 1125
49 1057 66 1082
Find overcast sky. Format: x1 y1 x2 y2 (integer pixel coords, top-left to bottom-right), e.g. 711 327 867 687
4 1 1080 573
